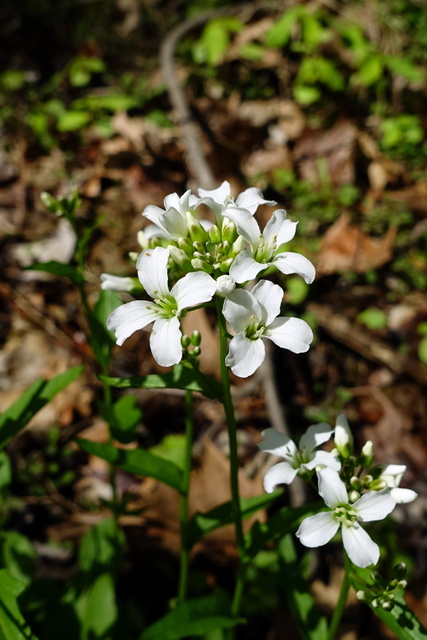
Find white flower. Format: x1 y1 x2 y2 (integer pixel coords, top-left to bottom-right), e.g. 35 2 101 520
296 468 396 568
223 207 315 284
100 274 138 293
142 189 203 240
260 424 341 492
223 279 313 378
106 246 216 367
198 181 276 216
334 414 353 458
377 464 417 504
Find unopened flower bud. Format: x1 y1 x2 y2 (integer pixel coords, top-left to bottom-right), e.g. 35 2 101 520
360 440 375 466
350 476 361 490
394 563 407 579
209 224 221 244
370 479 387 491
334 414 353 458
222 220 237 243
187 212 209 243
382 600 393 611
231 236 246 256
397 580 407 589
363 474 374 486
371 599 379 609
219 257 234 272
216 275 235 296
191 330 201 346
169 246 189 267
349 490 360 503
193 241 205 254
181 335 191 348
191 258 213 274
178 237 194 254
356 590 368 602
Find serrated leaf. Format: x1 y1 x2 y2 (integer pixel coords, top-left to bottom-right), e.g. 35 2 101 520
76 439 184 492
0 569 39 639
140 592 242 640
25 261 84 286
100 363 223 402
186 491 281 547
0 366 84 450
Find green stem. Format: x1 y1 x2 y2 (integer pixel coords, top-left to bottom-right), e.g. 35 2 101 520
178 389 194 602
216 298 246 617
327 552 351 640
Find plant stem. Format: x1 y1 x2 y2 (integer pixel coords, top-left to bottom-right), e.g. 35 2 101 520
216 298 246 617
178 389 194 602
327 552 351 640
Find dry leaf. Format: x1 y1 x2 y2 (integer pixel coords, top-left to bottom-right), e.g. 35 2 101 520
316 213 396 274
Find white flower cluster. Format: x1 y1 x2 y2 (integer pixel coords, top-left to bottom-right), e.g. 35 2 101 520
103 182 315 376
259 414 417 568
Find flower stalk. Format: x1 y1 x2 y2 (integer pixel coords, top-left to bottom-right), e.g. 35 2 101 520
178 389 194 602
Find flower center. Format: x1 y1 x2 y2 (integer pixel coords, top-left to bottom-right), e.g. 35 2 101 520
154 294 178 318
244 315 265 340
333 504 358 527
254 235 276 263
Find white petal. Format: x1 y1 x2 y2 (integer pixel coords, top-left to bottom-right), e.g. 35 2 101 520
342 524 380 568
266 317 313 353
198 181 230 203
150 317 182 367
258 428 298 459
142 204 165 223
235 187 276 214
379 464 406 488
273 252 316 284
299 423 334 450
304 450 341 472
390 488 418 504
251 280 283 326
100 274 135 292
172 272 216 311
317 468 348 508
263 462 298 492
163 192 180 210
141 224 168 240
136 246 170 298
353 489 396 522
229 251 267 283
223 207 261 247
334 414 353 452
223 289 262 332
225 334 265 377
107 300 159 346
296 512 339 548
263 210 296 246
159 208 188 239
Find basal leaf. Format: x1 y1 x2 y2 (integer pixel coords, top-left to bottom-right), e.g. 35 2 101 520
76 439 184 492
140 592 242 640
0 366 84 450
100 362 223 402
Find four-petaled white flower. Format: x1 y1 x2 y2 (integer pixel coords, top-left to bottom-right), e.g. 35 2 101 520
198 180 276 216
296 468 396 568
223 279 313 378
376 464 417 504
223 207 315 284
142 189 204 240
260 424 341 493
106 246 216 367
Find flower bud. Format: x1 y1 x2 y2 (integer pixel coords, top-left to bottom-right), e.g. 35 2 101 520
231 236 246 256
219 257 234 273
334 414 353 458
181 335 191 348
209 224 221 244
169 246 189 267
360 440 374 467
187 212 209 243
216 275 235 296
191 258 213 274
191 330 201 346
222 220 237 243
348 490 360 503
350 476 361 491
370 479 387 491
356 590 368 602
397 580 407 589
382 600 393 611
394 562 407 580
178 237 194 254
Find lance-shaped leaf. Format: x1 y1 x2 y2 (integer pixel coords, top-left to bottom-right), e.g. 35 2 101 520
76 439 184 492
0 569 39 639
25 261 84 286
100 362 223 402
0 366 84 450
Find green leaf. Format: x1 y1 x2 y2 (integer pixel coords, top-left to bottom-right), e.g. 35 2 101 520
0 532 36 585
238 43 265 61
140 592 242 640
0 452 11 495
89 290 122 368
76 439 184 492
352 54 384 87
264 7 302 48
79 572 117 639
79 518 125 575
186 491 281 547
0 366 84 450
25 261 83 286
0 569 39 639
387 56 425 83
418 336 427 365
56 111 91 132
244 502 322 559
278 536 328 640
108 395 142 444
150 435 186 471
293 85 321 105
100 362 223 402
357 308 388 330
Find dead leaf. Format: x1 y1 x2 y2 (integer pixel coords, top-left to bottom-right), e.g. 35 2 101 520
316 213 397 274
293 121 358 186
